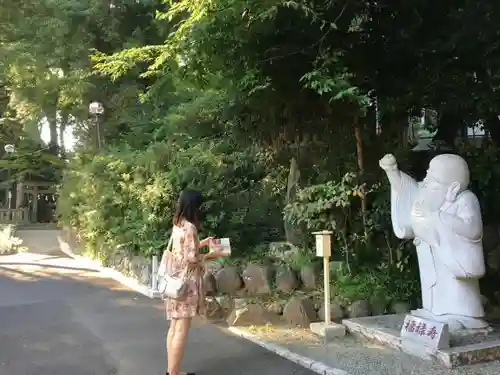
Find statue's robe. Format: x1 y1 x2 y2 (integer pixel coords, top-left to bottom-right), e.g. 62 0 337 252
390 172 486 327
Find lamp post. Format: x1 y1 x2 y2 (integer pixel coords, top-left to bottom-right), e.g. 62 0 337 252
3 144 14 209
89 101 104 150
310 230 346 341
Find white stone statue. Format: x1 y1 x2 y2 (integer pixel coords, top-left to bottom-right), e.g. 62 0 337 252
379 153 489 332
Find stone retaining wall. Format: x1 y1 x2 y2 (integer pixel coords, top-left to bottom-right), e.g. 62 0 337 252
62 228 500 330
59 229 413 328
203 262 411 328
61 227 152 286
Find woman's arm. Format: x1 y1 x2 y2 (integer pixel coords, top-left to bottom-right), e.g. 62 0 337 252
185 227 225 263
203 250 224 261
199 237 214 248
183 225 203 265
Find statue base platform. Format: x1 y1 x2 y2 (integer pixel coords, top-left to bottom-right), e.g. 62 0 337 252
342 314 500 368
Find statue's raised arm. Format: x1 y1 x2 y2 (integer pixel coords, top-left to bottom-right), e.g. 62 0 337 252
379 154 419 239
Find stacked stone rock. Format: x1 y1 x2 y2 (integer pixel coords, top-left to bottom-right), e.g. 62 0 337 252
202 263 412 328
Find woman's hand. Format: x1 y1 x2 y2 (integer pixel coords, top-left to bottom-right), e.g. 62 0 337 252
200 236 215 248
203 244 227 261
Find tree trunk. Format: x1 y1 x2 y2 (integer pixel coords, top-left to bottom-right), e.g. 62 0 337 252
59 111 68 158
354 117 367 237
41 86 59 153
484 114 500 146
434 110 462 147
48 117 58 154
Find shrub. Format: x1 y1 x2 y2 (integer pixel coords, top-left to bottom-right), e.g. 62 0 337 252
57 139 287 259
0 225 23 254
284 171 421 306
333 263 421 307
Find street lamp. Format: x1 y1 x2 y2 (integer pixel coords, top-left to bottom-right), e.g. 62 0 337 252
3 144 14 208
89 101 104 150
4 144 14 154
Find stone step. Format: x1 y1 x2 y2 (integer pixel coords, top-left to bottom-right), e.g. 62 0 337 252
15 229 63 255
16 223 59 230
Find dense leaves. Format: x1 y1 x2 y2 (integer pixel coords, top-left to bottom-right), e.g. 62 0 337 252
57 140 286 258
5 0 500 304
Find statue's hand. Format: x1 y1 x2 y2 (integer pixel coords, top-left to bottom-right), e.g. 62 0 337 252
379 154 398 172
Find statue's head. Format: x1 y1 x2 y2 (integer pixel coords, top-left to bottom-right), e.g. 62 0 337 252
421 154 469 207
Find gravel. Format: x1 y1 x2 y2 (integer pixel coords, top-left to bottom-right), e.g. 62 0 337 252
236 325 500 375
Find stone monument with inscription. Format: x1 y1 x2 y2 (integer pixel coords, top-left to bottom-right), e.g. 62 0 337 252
400 314 450 352
379 153 490 333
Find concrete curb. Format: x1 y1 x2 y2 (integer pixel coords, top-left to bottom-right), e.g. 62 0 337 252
228 327 352 375
57 235 161 300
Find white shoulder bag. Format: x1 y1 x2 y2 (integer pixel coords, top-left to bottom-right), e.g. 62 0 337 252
157 230 189 300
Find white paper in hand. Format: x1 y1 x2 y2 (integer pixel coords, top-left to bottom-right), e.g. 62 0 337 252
217 238 231 256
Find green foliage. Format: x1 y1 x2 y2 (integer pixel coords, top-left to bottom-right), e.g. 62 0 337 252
284 172 369 232
57 146 174 257
459 144 500 224
57 140 287 259
10 0 500 310
333 263 420 307
285 172 421 304
300 53 372 117
265 243 317 271
284 173 385 259
286 250 316 272
0 141 64 182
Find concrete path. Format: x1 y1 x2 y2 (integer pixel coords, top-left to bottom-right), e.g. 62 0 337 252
0 252 316 375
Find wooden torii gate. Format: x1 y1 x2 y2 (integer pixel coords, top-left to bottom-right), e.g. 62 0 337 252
0 181 56 224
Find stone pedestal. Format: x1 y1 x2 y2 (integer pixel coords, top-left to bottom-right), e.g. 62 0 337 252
342 314 500 368
310 322 346 341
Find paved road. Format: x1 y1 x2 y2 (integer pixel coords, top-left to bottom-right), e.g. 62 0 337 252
0 252 316 375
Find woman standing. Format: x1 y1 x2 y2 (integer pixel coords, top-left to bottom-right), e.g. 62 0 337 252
163 190 226 375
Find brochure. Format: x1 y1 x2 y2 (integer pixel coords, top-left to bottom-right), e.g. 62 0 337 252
214 237 231 256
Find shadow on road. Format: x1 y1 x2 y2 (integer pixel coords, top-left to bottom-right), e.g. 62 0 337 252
0 254 318 375
0 262 97 273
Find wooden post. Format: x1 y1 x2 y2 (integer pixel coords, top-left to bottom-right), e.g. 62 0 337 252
32 186 38 223
15 182 23 209
152 256 159 290
313 230 333 325
323 255 331 325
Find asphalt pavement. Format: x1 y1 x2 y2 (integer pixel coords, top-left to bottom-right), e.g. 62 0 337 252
0 252 317 375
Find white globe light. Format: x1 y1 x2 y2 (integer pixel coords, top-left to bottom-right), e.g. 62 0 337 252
89 101 104 115
4 144 14 154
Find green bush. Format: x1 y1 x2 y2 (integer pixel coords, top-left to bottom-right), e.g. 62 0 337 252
57 139 287 259
283 172 390 264
284 172 421 306
333 263 421 307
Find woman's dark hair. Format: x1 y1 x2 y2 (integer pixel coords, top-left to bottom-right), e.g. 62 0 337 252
172 190 202 228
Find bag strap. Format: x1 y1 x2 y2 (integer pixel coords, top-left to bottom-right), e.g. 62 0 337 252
158 229 174 277
165 231 174 253
158 226 197 280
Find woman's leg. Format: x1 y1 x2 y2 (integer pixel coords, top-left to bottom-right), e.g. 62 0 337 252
167 317 192 375
166 318 177 374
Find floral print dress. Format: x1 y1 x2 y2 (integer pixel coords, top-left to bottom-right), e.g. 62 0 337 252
163 220 205 320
